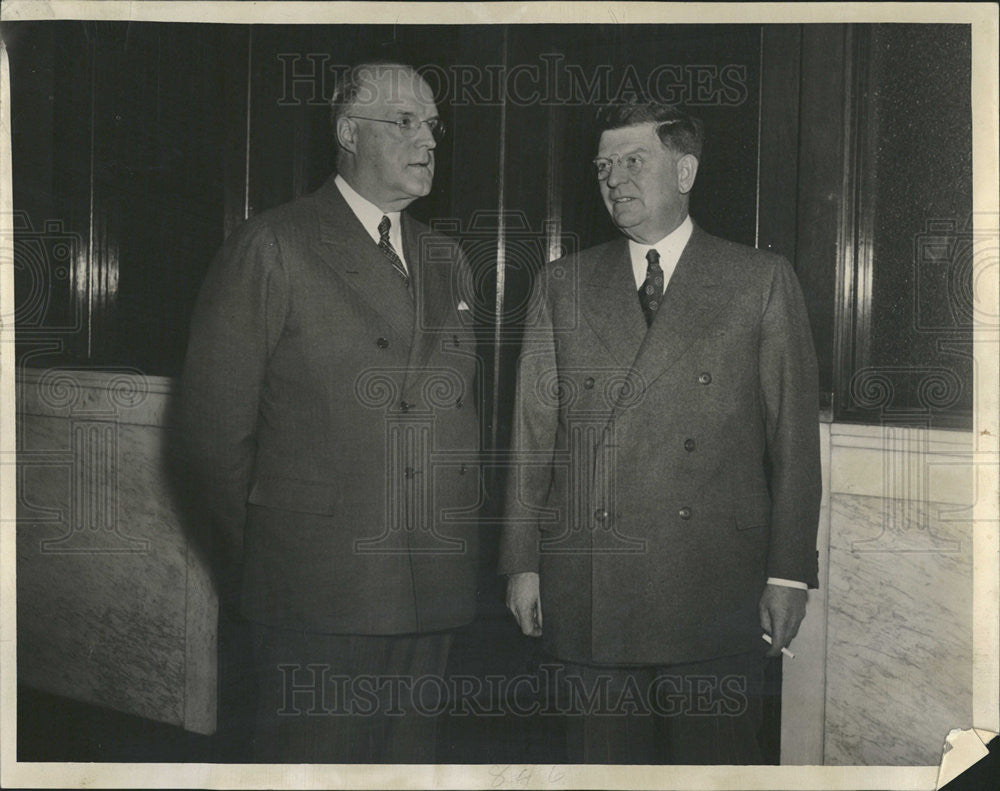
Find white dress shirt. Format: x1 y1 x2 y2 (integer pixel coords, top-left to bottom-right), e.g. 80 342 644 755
628 215 693 292
627 215 806 592
334 174 408 274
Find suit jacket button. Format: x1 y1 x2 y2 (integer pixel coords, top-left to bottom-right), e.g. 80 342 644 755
594 509 609 521
698 372 712 385
684 438 696 452
400 401 411 412
458 464 467 475
679 507 692 520
455 396 463 408
376 337 389 350
584 377 595 389
452 334 461 347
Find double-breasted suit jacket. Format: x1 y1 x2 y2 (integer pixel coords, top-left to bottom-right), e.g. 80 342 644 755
181 175 480 636
499 222 821 666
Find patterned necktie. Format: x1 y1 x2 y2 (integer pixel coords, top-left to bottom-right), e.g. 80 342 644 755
377 216 408 284
638 248 664 326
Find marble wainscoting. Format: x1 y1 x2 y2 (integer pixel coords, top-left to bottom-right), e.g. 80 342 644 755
823 424 974 765
16 367 217 734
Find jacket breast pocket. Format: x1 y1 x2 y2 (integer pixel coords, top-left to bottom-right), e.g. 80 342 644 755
733 494 771 531
247 475 342 516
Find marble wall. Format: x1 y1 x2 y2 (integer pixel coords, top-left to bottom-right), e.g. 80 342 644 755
823 424 974 765
16 367 217 734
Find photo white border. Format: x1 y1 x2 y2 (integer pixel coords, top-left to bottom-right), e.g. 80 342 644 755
1 2 997 789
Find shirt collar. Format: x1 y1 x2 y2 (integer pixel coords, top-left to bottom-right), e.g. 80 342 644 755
334 174 403 248
628 215 693 289
629 215 693 267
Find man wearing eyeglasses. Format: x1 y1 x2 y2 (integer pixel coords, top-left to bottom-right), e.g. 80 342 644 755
180 61 479 763
501 100 821 764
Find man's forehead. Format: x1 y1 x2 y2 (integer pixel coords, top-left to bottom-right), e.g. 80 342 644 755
354 66 436 113
598 122 661 154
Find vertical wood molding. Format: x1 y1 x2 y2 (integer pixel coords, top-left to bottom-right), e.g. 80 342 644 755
834 25 876 418
83 25 97 360
491 25 509 455
544 104 564 263
223 26 252 237
794 25 848 410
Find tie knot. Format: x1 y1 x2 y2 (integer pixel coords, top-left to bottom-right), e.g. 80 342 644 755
378 215 391 242
645 248 662 272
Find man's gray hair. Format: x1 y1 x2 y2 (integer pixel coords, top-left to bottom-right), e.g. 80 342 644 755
329 61 419 147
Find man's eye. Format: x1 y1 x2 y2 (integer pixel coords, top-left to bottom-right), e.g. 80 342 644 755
625 155 643 170
398 116 416 131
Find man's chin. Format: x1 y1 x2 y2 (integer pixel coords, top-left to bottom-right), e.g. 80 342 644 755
405 173 434 197
611 203 640 221
611 209 641 230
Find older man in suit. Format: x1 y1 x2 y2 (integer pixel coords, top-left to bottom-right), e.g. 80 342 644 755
180 61 480 763
501 101 821 764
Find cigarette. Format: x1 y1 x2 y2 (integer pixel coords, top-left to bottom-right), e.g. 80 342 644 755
761 633 795 658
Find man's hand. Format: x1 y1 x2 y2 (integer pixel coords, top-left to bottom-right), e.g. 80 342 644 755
506 572 542 637
759 584 807 657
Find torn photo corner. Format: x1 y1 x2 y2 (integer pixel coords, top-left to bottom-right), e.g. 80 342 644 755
936 728 998 789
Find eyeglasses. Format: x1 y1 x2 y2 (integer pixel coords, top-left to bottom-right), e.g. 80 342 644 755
592 153 645 181
592 119 689 180
347 113 446 142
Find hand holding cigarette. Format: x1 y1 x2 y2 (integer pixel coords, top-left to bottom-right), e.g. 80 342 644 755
762 633 795 658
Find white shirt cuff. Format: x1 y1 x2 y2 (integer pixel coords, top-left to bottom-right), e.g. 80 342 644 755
767 577 808 590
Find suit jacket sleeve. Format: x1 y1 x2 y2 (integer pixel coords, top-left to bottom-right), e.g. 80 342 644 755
498 272 560 575
758 257 822 588
178 217 290 567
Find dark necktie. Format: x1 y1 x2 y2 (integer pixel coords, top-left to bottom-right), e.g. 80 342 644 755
638 248 664 326
377 216 408 283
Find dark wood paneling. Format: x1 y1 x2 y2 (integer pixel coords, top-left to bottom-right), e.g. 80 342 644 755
834 24 973 428
757 25 801 261
11 21 228 376
795 25 848 407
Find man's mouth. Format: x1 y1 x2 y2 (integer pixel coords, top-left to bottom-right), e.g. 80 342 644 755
612 196 636 204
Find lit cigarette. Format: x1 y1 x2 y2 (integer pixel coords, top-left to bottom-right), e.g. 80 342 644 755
761 633 795 658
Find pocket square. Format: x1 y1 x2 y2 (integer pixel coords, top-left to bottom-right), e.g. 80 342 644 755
457 300 470 311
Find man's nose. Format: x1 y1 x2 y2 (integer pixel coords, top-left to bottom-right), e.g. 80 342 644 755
415 122 436 149
606 163 627 188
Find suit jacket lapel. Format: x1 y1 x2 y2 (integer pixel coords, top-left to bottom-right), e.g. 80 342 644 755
400 213 447 393
313 177 415 342
625 224 736 396
581 239 648 368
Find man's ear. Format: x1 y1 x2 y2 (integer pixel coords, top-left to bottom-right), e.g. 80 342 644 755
676 153 699 195
336 115 358 154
